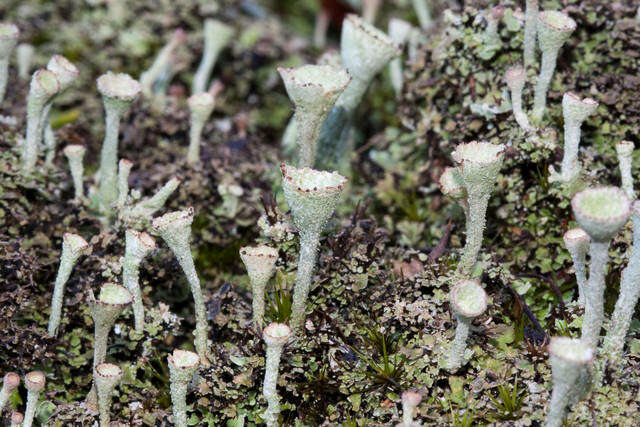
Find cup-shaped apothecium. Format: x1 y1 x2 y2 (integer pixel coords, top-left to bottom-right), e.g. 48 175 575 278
451 141 505 274
281 163 348 332
22 69 59 174
89 283 133 368
0 23 19 105
263 323 293 427
545 337 594 427
532 11 576 122
559 92 598 182
240 245 278 329
616 140 635 200
572 187 630 348
48 232 91 336
168 349 200 427
123 229 156 333
186 91 216 164
505 66 531 131
96 72 141 210
445 279 488 372
278 65 350 167
23 371 46 427
94 362 123 427
563 228 589 306
0 372 20 413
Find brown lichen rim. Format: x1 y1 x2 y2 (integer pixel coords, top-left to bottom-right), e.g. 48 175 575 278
94 362 123 379
48 54 80 77
537 11 576 32
280 162 348 195
344 14 402 54
547 336 594 364
451 279 488 318
24 371 45 391
563 228 589 245
452 141 506 168
276 65 351 96
63 232 89 252
151 206 195 231
564 92 598 109
88 283 133 307
34 69 60 96
167 349 200 370
571 186 631 226
0 23 19 39
127 229 157 249
263 322 293 344
240 245 278 259
3 372 20 389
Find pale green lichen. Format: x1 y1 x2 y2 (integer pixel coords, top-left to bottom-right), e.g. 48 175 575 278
616 140 635 200
388 18 412 99
187 91 216 164
563 228 589 306
505 66 531 131
240 245 278 329
168 349 200 427
523 0 538 67
23 371 45 427
63 145 87 201
140 29 185 98
262 322 292 427
559 92 598 182
123 229 156 333
16 43 33 80
0 372 20 414
192 20 234 94
94 363 123 427
0 23 19 105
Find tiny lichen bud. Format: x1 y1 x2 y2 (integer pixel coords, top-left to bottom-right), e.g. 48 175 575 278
616 140 635 200
192 20 234 94
10 411 23 427
278 65 350 167
167 349 200 427
48 233 91 336
126 176 181 220
399 390 422 426
262 323 292 427
23 371 46 427
532 11 576 122
186 91 216 164
505 66 531 131
63 145 87 201
446 279 488 372
16 43 34 80
545 337 594 427
22 69 59 174
96 72 141 210
0 23 19 104
240 245 278 329
281 163 348 332
124 230 156 333
451 141 505 274
0 372 20 414
563 228 589 306
117 158 133 210
572 187 630 348
94 363 123 427
523 0 539 67
388 18 413 99
559 92 598 182
152 208 210 364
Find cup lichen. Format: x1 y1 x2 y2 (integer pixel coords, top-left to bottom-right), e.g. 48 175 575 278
0 23 19 105
563 228 589 306
94 362 123 427
616 140 635 200
505 66 531 131
168 349 200 427
186 91 216 165
23 371 45 427
559 92 598 182
63 145 87 201
262 322 292 427
0 372 20 414
192 20 234 94
123 229 156 333
240 245 278 329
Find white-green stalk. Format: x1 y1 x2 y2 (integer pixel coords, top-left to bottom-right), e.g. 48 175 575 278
140 29 186 98
616 140 635 200
439 166 469 220
63 144 86 201
48 233 91 336
152 208 210 364
560 92 598 182
117 158 133 210
126 176 181 219
94 363 123 427
167 349 200 427
262 323 292 427
388 19 412 99
411 0 433 30
545 337 594 427
124 229 156 333
451 141 505 275
445 279 487 372
278 65 350 167
96 72 141 211
281 164 348 333
572 187 630 348
603 201 640 361
563 228 589 306
485 6 504 44
313 7 330 48
362 0 382 24
187 91 216 164
240 245 278 329
16 43 34 80
21 69 59 174
43 55 79 167
523 0 538 67
192 20 234 94
316 14 400 172
399 390 422 427
0 372 20 413
532 11 576 122
0 23 19 105
23 371 45 427
505 66 531 131
10 411 23 427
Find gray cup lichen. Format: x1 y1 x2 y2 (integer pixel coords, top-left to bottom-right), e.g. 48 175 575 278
563 228 589 306
192 20 234 94
23 371 45 427
0 372 20 414
167 349 200 427
262 322 292 427
571 187 630 348
240 245 278 330
63 144 87 201
94 362 123 427
559 92 598 182
10 411 23 427
505 66 531 131
186 91 216 165
123 229 156 333
16 43 34 80
388 18 413 99
0 23 19 105
616 140 635 200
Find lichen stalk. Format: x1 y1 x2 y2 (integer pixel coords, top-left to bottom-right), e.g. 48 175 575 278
168 350 200 427
123 230 156 333
0 23 19 105
94 363 123 427
400 390 422 426
616 141 635 200
560 93 598 182
48 233 90 336
446 317 471 372
240 245 278 329
127 177 181 219
581 240 608 348
192 20 234 94
63 145 87 200
23 371 45 427
523 0 538 67
187 92 215 164
563 228 589 306
16 43 34 80
152 208 210 363
290 233 320 332
0 372 20 413
505 66 531 131
140 29 185 98
388 19 412 99
262 323 292 427
117 158 133 210
411 0 433 30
